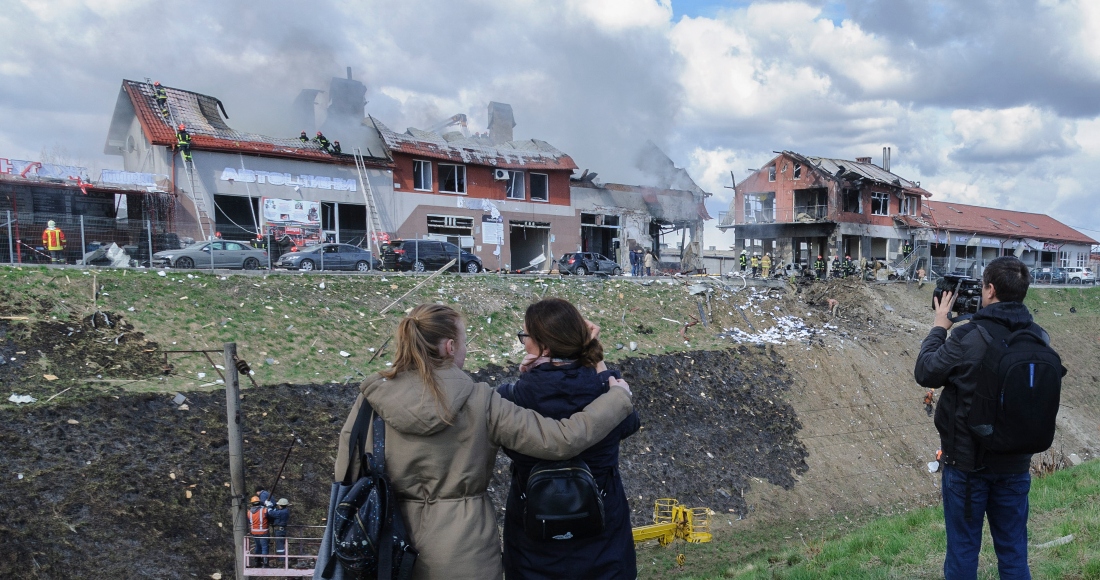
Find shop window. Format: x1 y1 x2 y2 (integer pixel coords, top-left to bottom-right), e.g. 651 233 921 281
841 188 862 213
530 173 549 201
507 171 525 200
439 164 466 194
413 160 432 191
871 192 890 216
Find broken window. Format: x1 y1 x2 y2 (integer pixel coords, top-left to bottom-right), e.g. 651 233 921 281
413 160 432 191
899 195 917 216
793 162 801 179
743 192 775 223
768 165 776 182
506 171 525 200
439 164 466 194
841 188 862 213
530 173 549 201
871 192 890 216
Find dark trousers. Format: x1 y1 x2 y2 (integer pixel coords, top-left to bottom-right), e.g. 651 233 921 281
273 527 287 555
942 465 1031 579
250 535 269 566
48 250 63 264
180 144 192 162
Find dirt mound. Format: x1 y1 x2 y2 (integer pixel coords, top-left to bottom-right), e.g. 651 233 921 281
471 347 809 525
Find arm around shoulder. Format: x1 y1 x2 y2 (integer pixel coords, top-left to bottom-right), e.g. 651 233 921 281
485 384 633 460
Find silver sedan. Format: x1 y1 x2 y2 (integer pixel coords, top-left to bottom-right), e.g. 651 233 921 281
153 241 269 269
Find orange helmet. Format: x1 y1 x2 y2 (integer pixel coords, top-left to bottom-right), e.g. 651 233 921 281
316 131 322 136
178 124 186 131
153 81 161 86
250 496 260 504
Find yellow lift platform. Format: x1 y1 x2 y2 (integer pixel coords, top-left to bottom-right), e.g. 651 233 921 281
632 498 713 546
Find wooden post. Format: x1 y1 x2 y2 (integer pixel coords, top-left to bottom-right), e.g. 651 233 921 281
224 343 247 580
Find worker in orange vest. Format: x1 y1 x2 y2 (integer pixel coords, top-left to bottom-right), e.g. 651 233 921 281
248 496 271 567
42 220 66 264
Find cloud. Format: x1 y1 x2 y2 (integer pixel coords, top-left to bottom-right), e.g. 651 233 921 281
949 106 1077 163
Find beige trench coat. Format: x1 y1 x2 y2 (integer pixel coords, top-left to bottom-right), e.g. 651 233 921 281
334 365 633 580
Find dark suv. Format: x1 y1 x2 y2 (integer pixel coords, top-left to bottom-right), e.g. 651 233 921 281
558 252 621 276
382 239 482 273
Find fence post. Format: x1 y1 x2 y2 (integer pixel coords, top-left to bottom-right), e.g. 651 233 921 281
80 216 86 268
146 219 154 269
6 210 12 264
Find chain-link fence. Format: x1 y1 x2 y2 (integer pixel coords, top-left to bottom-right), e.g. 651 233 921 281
0 212 182 267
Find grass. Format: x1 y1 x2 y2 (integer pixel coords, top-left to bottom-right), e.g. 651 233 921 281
637 459 1100 579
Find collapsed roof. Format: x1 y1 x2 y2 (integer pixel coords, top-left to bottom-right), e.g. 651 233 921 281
782 151 932 198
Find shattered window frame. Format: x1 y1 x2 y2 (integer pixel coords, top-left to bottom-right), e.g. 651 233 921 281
793 162 801 180
413 160 432 191
506 170 525 200
768 165 776 182
899 195 917 216
438 163 467 195
841 188 862 213
871 191 890 216
530 173 549 202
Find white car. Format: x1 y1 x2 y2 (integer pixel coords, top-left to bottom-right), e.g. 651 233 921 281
1064 267 1096 285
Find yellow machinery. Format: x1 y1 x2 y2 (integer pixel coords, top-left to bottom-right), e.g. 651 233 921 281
631 498 712 545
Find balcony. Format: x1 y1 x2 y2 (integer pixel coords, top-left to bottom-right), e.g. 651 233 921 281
721 205 830 226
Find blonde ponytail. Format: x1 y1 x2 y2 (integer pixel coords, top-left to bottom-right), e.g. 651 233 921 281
380 304 461 423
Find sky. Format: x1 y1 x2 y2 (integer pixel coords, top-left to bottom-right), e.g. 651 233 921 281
2 0 1099 248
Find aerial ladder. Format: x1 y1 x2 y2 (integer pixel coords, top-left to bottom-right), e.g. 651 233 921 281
353 148 389 255
145 79 215 241
632 498 713 546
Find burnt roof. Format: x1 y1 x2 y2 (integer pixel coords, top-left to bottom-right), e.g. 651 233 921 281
782 151 932 197
371 117 577 171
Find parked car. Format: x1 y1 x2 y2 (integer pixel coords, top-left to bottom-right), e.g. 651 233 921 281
558 252 621 276
1030 267 1068 284
1064 266 1096 285
381 239 482 273
275 243 381 272
152 240 268 269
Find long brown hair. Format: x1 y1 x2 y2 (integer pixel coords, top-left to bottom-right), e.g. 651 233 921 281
524 298 603 368
380 303 461 422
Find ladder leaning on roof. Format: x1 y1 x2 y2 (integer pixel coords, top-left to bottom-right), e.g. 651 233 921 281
353 148 387 254
147 79 216 241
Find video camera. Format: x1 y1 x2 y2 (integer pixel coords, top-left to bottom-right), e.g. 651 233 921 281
932 274 983 320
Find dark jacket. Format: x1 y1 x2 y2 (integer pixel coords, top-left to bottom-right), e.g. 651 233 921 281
497 362 640 580
268 506 289 527
914 301 1046 473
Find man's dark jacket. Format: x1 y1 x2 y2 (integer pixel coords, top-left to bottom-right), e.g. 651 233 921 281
914 301 1047 473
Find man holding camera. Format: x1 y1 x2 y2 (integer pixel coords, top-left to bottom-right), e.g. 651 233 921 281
915 256 1055 579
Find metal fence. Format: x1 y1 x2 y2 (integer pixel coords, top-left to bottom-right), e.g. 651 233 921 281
0 212 182 267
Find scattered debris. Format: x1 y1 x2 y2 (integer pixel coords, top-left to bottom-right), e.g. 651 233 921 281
629 342 638 351
8 394 36 405
1034 534 1075 549
43 374 58 381
67 419 79 425
172 393 187 405
339 351 351 357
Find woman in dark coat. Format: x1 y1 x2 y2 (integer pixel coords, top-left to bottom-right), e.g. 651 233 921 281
497 298 640 579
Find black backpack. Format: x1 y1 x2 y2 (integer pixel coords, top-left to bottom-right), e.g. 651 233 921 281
967 320 1066 457
522 458 605 541
322 400 417 580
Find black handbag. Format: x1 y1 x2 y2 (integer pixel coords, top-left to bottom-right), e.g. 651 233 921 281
315 399 417 580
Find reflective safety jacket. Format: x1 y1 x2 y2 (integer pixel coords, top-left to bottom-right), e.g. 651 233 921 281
750 255 760 268
42 227 65 251
248 506 269 535
761 255 771 269
739 254 747 266
155 87 167 101
176 130 191 147
813 259 826 273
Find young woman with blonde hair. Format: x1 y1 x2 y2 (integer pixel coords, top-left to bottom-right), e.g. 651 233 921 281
332 303 633 580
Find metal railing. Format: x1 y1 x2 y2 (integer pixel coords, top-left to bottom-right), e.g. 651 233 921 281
242 526 323 577
0 212 180 267
718 205 831 226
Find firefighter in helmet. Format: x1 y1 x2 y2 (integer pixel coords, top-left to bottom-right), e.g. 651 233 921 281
176 124 192 162
42 220 66 263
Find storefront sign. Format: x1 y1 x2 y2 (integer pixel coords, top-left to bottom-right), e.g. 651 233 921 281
0 157 89 181
220 167 356 192
260 197 321 247
100 170 159 187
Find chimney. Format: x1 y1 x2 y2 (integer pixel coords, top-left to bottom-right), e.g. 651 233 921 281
855 156 872 164
886 147 891 172
347 66 353 80
487 102 515 144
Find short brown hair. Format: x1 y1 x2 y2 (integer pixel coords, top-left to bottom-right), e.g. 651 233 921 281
983 256 1031 303
524 298 603 368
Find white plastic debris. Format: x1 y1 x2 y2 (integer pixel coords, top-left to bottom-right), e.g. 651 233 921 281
368 347 376 353
339 351 351 357
127 306 136 312
8 394 36 404
927 461 940 473
197 372 206 379
157 271 167 277
17 473 23 480
629 342 638 351
319 282 326 289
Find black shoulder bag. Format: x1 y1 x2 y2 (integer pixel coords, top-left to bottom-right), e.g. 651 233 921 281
315 399 417 580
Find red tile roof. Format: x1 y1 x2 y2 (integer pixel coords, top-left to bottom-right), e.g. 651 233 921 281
122 80 390 168
372 118 577 171
925 200 1096 245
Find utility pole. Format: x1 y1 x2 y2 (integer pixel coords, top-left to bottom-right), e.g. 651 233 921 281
224 343 246 580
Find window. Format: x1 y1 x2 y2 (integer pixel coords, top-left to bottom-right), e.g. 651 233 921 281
506 171 525 200
439 164 466 194
899 195 917 216
768 165 776 182
1023 221 1040 229
793 162 801 179
1078 253 1088 267
743 193 774 223
1059 251 1070 267
413 160 432 191
841 188 862 213
530 173 549 201
1005 219 1021 227
871 192 890 216
224 242 245 251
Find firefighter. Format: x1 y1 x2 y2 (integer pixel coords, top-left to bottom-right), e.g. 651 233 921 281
176 124 192 163
42 220 66 263
313 131 331 152
331 141 341 155
843 254 856 278
814 254 827 279
739 249 748 273
761 252 772 279
299 130 309 143
269 498 292 565
153 81 168 116
831 254 841 278
902 239 913 257
248 496 270 567
750 252 760 278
